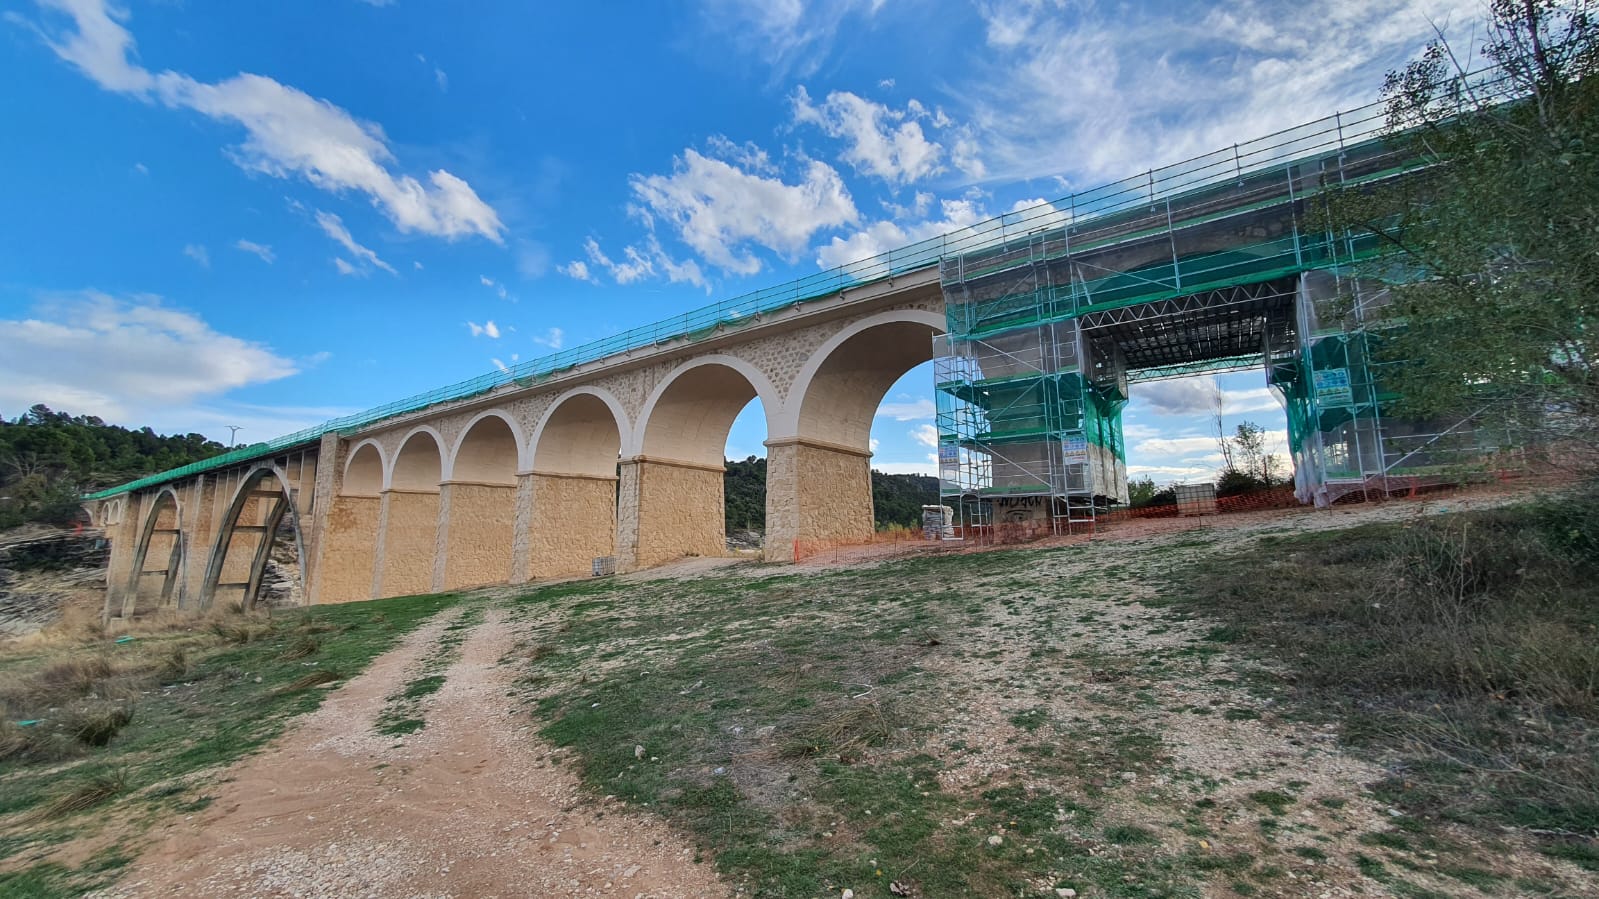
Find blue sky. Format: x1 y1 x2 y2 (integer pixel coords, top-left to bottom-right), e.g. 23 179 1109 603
0 0 1485 482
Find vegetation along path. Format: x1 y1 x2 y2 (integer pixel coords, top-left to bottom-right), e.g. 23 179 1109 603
5 487 1595 897
89 605 725 898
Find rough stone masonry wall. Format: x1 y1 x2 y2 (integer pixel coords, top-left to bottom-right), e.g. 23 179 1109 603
628 459 725 570
527 473 617 580
764 440 875 562
378 490 439 598
317 495 380 603
441 483 517 590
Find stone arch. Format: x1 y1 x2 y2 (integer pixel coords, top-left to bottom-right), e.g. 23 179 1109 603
530 387 629 476
440 412 522 589
200 465 306 611
378 427 445 597
765 309 946 561
342 439 386 495
448 410 526 482
525 387 629 580
781 308 947 446
317 441 385 603
387 426 446 491
124 487 184 617
634 354 779 462
624 355 776 569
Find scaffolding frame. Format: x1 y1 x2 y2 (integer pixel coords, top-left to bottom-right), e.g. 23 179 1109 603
93 70 1524 505
934 76 1522 533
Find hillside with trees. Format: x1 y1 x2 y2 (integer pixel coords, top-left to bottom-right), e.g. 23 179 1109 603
724 455 937 532
0 405 227 528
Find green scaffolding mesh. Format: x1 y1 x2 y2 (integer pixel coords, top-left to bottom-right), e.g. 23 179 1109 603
92 71 1522 507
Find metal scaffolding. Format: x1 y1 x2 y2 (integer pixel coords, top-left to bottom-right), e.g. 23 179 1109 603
933 95 1515 536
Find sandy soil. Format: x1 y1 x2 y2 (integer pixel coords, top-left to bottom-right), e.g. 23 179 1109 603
93 608 727 899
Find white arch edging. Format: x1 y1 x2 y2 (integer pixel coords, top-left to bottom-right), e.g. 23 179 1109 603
342 438 388 494
383 425 449 490
773 308 947 439
446 408 530 481
527 386 631 473
629 353 782 458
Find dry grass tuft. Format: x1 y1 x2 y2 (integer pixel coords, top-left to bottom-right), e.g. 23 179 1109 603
273 669 343 694
0 720 79 763
39 767 128 818
780 699 900 760
61 702 135 747
278 635 321 660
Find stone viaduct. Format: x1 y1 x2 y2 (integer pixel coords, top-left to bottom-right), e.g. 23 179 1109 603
88 268 947 620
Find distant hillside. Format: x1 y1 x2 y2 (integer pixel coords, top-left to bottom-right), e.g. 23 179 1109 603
0 405 227 528
724 455 937 531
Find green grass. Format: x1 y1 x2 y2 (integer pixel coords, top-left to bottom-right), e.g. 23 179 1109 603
373 604 480 737
0 591 460 898
510 554 1215 898
1154 493 1599 857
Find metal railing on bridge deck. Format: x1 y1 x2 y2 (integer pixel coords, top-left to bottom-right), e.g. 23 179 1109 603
85 69 1515 501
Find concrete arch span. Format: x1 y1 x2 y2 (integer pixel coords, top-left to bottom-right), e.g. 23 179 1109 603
765 310 946 561
123 487 184 618
623 356 777 569
377 429 444 597
441 412 522 589
317 441 386 603
200 465 306 612
525 388 629 580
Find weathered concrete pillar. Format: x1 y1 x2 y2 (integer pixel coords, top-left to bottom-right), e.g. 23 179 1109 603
526 470 617 580
762 437 875 562
440 481 518 590
101 496 140 623
179 475 216 610
376 489 440 598
616 456 724 571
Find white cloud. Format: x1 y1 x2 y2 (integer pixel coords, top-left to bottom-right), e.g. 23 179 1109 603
1132 378 1218 416
182 243 209 268
332 257 358 276
911 423 939 447
963 0 1485 185
314 211 395 274
479 275 510 300
630 145 857 276
467 320 500 339
491 357 509 373
31 0 503 242
433 66 448 91
816 197 986 270
0 292 299 431
530 327 564 350
876 397 935 421
579 235 707 289
791 86 944 184
558 259 596 283
869 437 880 452
233 239 275 263
1133 435 1225 458
697 0 886 79
1131 377 1282 416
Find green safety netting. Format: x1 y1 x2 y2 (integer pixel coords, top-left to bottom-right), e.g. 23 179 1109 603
92 70 1519 503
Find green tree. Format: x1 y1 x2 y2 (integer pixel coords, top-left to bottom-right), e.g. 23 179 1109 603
1330 1 1598 457
0 406 228 528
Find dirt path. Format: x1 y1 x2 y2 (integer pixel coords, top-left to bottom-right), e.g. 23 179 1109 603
97 606 727 898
